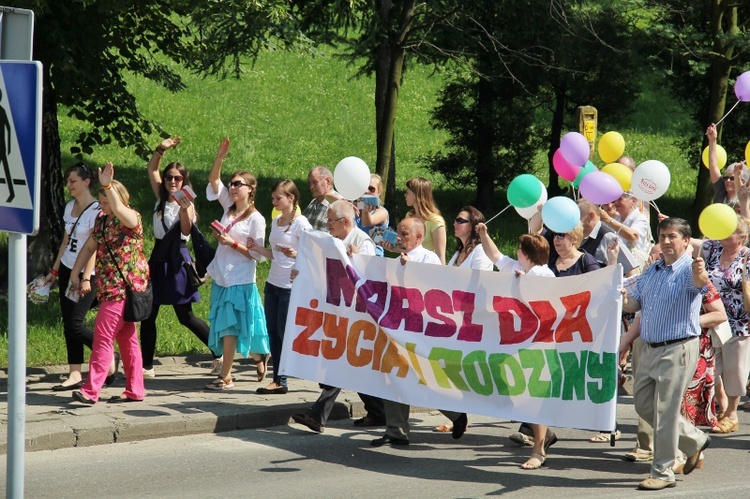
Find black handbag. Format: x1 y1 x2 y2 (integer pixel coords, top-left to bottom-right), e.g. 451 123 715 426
183 260 207 288
102 222 153 322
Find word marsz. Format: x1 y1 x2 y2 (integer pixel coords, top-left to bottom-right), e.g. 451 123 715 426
323 258 594 345
290 302 616 403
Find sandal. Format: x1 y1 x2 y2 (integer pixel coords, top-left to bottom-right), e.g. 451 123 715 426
254 355 268 382
520 452 546 470
433 424 453 433
589 430 621 443
205 376 234 391
711 417 739 433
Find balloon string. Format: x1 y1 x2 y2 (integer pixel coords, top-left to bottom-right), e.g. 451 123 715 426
715 99 741 126
486 204 512 224
649 200 661 214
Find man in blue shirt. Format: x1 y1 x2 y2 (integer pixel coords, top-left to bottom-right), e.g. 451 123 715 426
622 218 711 490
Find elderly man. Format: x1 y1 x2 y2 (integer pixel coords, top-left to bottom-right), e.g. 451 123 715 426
622 218 711 491
371 218 468 446
599 190 653 269
292 201 384 433
578 199 638 276
303 166 339 231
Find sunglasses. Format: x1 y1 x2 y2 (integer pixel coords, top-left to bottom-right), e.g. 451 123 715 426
367 185 377 193
229 180 249 188
454 217 470 224
164 174 183 182
724 177 735 181
552 232 568 240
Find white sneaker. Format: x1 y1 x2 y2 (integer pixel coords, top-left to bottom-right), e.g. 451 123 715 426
210 359 223 376
142 368 156 378
672 452 687 473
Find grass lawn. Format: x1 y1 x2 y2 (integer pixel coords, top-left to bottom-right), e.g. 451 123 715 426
1 48 705 368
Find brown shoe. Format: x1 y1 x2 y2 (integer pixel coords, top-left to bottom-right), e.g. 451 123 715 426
638 477 676 490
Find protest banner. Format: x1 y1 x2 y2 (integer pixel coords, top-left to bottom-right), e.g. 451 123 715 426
282 230 623 431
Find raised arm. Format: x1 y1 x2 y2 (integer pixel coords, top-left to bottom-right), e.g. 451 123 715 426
432 225 447 265
208 137 230 195
476 222 502 263
99 163 138 228
148 136 181 199
706 124 722 184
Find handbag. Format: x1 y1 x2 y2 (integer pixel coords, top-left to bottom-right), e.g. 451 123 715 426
709 321 733 348
183 260 207 288
742 254 750 314
101 220 153 322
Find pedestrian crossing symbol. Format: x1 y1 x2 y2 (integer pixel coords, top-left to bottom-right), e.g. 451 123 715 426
0 61 42 235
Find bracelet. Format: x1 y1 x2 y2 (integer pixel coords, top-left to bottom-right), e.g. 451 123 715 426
50 268 58 276
102 183 112 190
81 278 90 282
231 241 239 250
155 147 166 155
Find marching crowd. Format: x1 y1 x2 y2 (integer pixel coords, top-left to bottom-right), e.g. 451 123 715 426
41 129 749 491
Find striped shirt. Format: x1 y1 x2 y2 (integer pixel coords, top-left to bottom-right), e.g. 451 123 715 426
632 251 704 343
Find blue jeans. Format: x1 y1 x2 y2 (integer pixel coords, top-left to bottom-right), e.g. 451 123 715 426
264 282 291 386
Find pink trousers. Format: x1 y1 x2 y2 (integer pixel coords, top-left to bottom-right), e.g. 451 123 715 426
80 300 145 402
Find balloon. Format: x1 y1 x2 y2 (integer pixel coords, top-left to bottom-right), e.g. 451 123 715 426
699 203 738 240
572 161 598 188
507 174 543 208
333 156 371 200
514 180 548 219
735 71 750 102
631 160 671 201
271 205 302 220
542 196 580 234
579 171 624 205
701 144 727 169
598 131 625 164
553 148 581 182
601 162 633 191
560 132 591 166
745 140 750 167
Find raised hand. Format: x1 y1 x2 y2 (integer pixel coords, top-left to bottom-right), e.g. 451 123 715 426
216 137 230 160
99 162 114 186
159 136 181 151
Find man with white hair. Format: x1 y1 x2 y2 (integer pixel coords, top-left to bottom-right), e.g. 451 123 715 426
292 200 384 432
303 166 338 231
600 191 653 269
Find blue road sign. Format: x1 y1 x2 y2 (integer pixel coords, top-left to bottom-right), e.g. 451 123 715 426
0 60 42 235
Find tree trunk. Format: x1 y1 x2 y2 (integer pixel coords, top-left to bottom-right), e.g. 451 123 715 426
27 66 65 280
547 83 567 197
691 1 736 230
474 56 495 211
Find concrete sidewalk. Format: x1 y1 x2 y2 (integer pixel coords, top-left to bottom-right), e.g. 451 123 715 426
0 355 375 453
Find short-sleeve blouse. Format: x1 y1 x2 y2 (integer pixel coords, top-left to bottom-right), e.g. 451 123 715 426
703 239 750 337
92 213 150 302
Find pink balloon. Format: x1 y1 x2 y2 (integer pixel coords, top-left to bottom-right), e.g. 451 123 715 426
579 171 624 205
735 71 750 102
553 148 581 182
560 132 591 166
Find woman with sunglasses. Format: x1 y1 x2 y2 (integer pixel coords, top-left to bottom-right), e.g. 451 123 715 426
358 174 389 256
404 177 447 264
44 163 112 391
204 137 270 390
447 206 494 270
707 123 749 206
142 137 218 378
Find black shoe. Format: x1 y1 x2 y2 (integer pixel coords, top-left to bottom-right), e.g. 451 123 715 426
370 434 409 447
292 413 323 433
354 416 386 427
683 435 710 475
452 413 468 440
105 352 121 387
256 385 289 395
107 395 142 404
52 381 82 392
72 390 95 405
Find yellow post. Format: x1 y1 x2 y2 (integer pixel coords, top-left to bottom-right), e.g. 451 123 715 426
578 106 597 161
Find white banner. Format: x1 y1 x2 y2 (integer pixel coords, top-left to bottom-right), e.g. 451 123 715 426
281 230 623 431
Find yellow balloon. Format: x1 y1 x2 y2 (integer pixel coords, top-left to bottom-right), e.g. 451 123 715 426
601 162 632 191
745 140 750 166
271 205 302 220
702 144 727 169
598 131 625 164
698 203 738 240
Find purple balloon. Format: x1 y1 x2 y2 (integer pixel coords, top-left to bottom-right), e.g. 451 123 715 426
735 71 750 102
579 171 623 205
560 132 591 167
553 148 581 181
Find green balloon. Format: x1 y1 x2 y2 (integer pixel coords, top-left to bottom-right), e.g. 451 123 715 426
507 174 543 208
572 161 597 188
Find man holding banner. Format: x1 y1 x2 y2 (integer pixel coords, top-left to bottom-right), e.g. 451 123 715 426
622 218 711 491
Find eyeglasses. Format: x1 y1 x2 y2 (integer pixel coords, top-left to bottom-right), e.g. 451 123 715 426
326 217 344 226
454 217 470 224
552 232 568 240
229 180 249 188
724 177 735 182
165 174 183 182
367 186 377 193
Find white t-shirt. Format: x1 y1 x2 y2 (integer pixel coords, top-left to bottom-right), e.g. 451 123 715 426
267 215 312 289
152 200 196 241
61 200 101 269
205 181 266 287
494 253 555 277
448 245 494 271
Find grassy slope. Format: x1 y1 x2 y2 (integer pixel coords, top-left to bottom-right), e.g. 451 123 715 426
2 49 701 367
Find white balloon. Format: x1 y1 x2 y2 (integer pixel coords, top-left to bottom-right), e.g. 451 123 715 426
631 160 670 201
333 156 371 200
515 180 547 219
